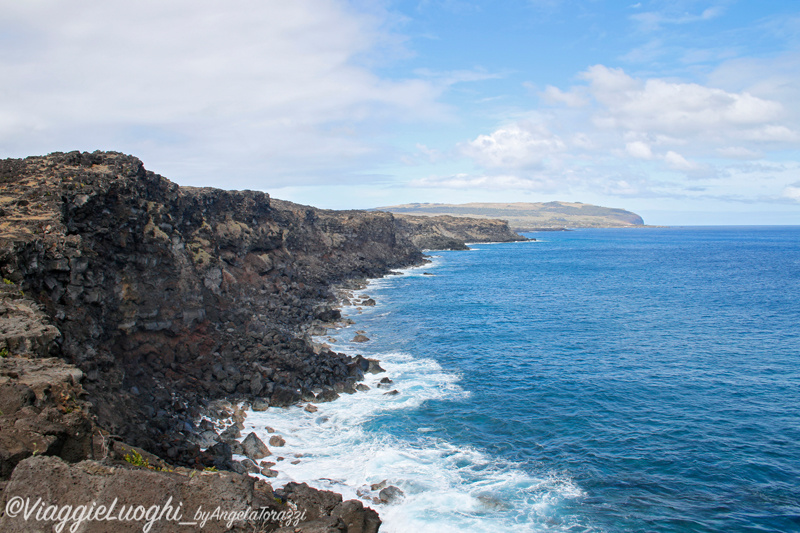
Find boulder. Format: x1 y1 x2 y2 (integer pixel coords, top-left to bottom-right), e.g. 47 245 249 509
379 485 404 504
269 435 286 447
332 499 382 533
241 432 270 461
251 398 269 412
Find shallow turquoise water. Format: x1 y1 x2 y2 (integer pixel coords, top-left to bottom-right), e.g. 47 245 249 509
248 227 800 532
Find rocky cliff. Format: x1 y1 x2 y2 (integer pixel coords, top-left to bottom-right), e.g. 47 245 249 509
392 213 529 250
0 151 527 531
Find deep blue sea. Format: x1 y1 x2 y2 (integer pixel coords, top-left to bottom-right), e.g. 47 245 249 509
243 227 800 532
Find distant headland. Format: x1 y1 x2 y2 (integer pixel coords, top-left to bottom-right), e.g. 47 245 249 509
373 201 645 231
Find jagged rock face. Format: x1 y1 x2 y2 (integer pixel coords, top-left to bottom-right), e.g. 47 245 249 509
0 151 423 461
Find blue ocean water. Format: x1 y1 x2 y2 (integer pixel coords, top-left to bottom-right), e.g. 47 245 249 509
243 227 800 532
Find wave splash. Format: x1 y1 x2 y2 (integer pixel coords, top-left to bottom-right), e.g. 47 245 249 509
241 350 585 532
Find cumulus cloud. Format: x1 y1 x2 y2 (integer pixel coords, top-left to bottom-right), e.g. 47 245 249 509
582 65 791 143
452 63 798 201
460 123 565 170
0 0 444 187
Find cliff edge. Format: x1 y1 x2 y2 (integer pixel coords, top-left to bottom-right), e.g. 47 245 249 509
0 151 528 531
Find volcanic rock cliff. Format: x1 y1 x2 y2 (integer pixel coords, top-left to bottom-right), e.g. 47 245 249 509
0 151 527 531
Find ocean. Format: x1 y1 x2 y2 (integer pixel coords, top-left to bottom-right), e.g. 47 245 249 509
241 226 800 532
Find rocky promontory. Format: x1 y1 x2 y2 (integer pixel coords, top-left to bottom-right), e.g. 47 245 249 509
0 151 528 531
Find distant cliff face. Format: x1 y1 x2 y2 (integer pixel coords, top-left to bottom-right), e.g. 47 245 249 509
392 213 530 250
376 201 645 229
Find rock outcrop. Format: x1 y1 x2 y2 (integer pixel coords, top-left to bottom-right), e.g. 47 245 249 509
392 213 529 250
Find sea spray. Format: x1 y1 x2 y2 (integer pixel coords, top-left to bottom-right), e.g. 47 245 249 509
237 268 585 532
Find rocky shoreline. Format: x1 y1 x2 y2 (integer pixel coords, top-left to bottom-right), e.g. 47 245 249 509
0 151 527 531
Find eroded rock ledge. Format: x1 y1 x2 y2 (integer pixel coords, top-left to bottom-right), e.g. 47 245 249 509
0 151 527 531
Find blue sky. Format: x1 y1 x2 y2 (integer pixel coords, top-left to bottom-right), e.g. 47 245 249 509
2 0 799 224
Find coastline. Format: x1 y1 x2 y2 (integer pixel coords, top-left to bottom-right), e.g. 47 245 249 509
228 264 432 524
0 151 531 532
234 255 586 533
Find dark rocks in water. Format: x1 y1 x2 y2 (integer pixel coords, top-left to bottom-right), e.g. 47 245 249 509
269 435 286 447
304 403 318 413
356 383 370 392
336 380 357 394
260 467 278 477
354 354 384 374
251 398 269 411
383 389 399 396
370 480 388 491
361 298 376 306
378 485 405 504
270 385 301 407
377 377 393 389
241 432 270 460
316 388 340 403
332 499 382 533
352 334 370 343
368 360 385 374
276 482 381 533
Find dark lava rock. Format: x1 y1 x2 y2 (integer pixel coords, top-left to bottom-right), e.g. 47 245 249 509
241 432 270 461
379 485 405 504
251 398 269 411
316 388 339 403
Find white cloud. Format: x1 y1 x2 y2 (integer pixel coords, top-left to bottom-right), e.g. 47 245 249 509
716 147 763 160
541 85 587 107
0 0 444 187
460 123 565 170
410 173 564 193
782 183 800 201
626 141 653 159
631 5 725 30
451 63 799 202
582 65 790 142
663 151 697 171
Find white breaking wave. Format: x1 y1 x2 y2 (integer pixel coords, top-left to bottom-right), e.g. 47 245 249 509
239 350 584 532
235 267 586 532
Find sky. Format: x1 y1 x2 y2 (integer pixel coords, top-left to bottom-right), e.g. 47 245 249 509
2 0 799 225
